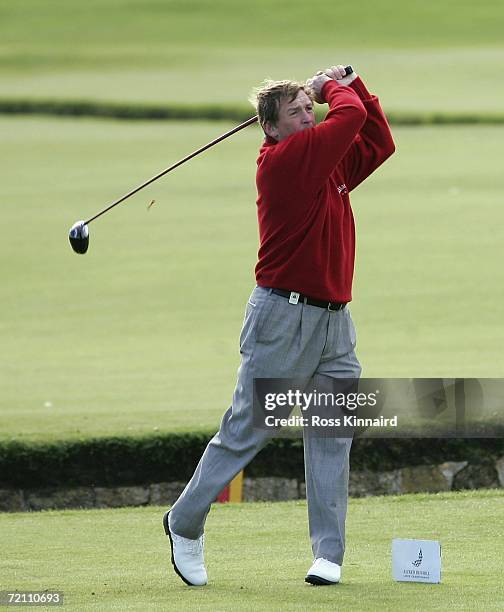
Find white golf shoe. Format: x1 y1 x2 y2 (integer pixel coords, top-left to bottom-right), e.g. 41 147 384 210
305 558 341 585
163 511 208 586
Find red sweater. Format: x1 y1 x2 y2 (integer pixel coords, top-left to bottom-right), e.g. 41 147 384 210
255 77 395 302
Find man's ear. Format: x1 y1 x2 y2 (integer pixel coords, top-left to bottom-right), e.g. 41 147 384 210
264 121 279 141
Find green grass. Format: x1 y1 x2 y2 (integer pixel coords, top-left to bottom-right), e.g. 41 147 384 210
1 116 503 442
3 0 503 54
1 490 503 610
1 1 504 112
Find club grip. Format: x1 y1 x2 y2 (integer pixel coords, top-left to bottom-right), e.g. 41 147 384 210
344 65 353 76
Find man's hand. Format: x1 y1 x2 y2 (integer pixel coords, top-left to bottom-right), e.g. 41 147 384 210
307 65 358 103
323 64 358 87
305 73 332 104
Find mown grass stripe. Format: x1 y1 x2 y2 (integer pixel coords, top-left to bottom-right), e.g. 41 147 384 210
2 99 504 125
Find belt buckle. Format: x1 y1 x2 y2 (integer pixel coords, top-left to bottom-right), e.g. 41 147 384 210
289 291 300 305
327 302 341 312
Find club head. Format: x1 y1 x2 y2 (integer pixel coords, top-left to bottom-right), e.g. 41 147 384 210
69 220 89 254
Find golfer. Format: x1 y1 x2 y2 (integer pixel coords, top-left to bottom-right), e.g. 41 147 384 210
164 64 395 586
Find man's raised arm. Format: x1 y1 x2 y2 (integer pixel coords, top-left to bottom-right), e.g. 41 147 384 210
337 71 396 191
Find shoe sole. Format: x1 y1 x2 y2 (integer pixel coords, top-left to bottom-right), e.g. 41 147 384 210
305 574 339 586
163 510 196 587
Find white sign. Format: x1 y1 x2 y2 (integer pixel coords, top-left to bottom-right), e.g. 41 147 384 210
392 538 441 583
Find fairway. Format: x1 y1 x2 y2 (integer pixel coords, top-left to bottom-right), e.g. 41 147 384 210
1 117 503 442
2 0 504 444
1 0 504 112
1 490 503 610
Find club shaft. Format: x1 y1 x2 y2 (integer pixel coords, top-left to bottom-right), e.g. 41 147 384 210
84 115 259 225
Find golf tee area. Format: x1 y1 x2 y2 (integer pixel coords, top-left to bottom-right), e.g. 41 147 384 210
1 491 503 610
2 0 504 610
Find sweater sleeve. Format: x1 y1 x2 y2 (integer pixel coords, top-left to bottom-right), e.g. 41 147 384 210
339 77 395 192
264 80 367 198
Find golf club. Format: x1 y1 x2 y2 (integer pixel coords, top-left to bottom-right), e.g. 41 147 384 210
68 115 259 254
68 65 354 254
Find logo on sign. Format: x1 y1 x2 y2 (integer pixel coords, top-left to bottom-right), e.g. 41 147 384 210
412 549 423 567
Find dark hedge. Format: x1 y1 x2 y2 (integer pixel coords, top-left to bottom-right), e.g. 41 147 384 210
2 99 504 125
0 434 501 489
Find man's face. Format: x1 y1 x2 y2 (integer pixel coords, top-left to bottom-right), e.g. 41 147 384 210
265 90 315 142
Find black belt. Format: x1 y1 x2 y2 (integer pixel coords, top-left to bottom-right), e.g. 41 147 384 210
271 289 346 311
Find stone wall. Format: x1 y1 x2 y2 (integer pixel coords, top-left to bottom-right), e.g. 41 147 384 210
1 457 503 512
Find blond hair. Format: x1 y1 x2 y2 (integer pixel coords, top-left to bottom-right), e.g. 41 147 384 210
249 79 314 130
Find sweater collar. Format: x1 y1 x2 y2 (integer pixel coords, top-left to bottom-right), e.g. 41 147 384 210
263 135 278 147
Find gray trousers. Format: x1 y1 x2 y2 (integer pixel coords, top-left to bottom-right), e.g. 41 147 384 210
169 286 361 565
